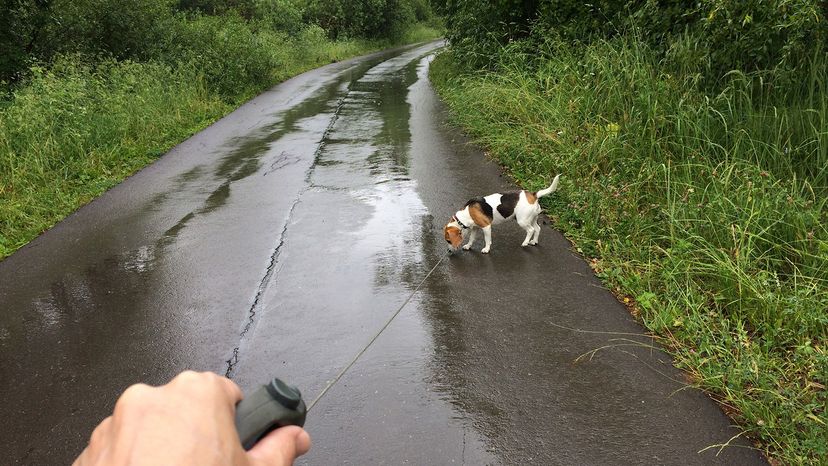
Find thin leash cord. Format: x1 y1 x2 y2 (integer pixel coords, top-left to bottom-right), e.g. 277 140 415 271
307 251 448 411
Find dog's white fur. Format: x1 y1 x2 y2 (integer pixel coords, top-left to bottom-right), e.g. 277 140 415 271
445 174 560 253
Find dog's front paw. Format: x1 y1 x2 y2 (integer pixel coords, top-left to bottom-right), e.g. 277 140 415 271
481 247 491 254
521 241 530 247
529 240 538 246
462 244 472 251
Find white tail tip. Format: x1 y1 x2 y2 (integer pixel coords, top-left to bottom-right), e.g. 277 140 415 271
537 174 561 198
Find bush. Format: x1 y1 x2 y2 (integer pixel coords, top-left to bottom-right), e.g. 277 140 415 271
0 0 53 84
1 0 179 84
441 0 542 69
156 13 287 98
176 0 256 17
39 0 176 60
253 0 305 36
442 0 828 80
303 0 416 40
697 0 827 76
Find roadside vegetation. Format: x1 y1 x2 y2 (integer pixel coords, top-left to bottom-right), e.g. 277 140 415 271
0 0 441 259
431 1 827 463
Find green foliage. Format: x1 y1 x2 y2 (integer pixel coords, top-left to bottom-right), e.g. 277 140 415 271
431 38 828 463
0 0 439 86
441 0 828 80
441 0 541 69
627 0 699 42
38 0 176 60
253 0 306 36
0 56 229 257
698 0 827 76
303 0 417 40
176 0 256 17
410 0 433 22
156 13 287 98
1 0 178 84
0 0 55 84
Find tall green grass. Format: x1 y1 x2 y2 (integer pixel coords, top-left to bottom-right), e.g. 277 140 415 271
0 25 443 259
0 58 227 257
431 37 827 464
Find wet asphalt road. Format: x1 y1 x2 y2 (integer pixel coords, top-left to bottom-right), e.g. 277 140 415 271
0 41 767 465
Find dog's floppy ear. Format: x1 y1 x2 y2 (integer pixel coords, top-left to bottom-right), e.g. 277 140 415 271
444 224 463 248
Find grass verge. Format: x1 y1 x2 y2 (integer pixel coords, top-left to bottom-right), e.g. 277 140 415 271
429 39 827 464
0 25 442 259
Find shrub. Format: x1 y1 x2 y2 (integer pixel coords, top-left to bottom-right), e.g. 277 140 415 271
303 0 417 40
156 13 287 98
252 0 305 36
1 0 436 87
40 0 176 60
1 0 178 84
176 0 256 17
697 0 827 76
442 0 828 80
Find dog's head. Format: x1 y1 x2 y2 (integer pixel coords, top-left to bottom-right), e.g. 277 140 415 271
444 219 464 251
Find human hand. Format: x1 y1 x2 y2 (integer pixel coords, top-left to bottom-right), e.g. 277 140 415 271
73 371 311 466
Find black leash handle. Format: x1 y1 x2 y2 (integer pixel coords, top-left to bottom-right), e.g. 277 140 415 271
235 378 307 450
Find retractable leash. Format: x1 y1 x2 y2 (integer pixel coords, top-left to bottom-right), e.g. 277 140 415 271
234 252 448 450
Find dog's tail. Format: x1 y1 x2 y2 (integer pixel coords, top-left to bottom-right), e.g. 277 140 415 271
536 174 561 198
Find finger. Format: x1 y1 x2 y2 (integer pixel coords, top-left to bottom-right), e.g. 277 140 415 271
246 426 311 466
74 416 114 465
113 383 154 417
89 416 114 450
216 375 243 404
169 370 242 404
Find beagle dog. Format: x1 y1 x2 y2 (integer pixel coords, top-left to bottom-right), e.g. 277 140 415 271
444 175 560 253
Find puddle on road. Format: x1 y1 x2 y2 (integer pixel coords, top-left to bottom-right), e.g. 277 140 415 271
6 47 433 370
307 55 437 300
130 51 410 275
228 46 499 463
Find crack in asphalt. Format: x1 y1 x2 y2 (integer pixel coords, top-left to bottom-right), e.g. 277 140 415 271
262 151 301 177
225 88 351 379
224 195 300 378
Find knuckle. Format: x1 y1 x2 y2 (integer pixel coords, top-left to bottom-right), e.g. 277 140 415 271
88 417 112 448
172 370 230 397
171 370 214 391
119 383 152 402
175 370 203 383
114 383 152 414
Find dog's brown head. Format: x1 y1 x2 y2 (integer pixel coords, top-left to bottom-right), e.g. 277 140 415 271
444 221 463 251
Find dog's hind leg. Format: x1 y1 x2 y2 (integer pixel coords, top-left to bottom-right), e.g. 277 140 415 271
520 226 534 247
530 217 541 245
518 217 535 247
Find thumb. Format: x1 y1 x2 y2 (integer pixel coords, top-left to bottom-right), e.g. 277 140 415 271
246 426 311 466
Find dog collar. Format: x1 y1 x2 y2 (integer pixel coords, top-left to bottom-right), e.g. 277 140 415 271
452 216 470 229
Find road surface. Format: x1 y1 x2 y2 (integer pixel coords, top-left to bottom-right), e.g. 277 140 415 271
0 41 766 465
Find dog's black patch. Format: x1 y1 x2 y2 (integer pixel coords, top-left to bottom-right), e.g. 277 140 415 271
496 192 519 219
465 197 493 220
